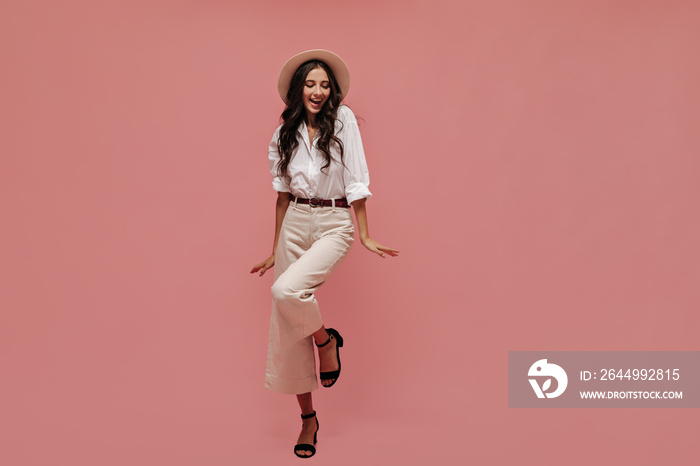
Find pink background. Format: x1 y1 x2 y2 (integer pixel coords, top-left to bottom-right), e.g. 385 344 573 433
2 1 699 464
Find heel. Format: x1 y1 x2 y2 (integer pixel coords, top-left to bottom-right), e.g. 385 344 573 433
317 328 343 387
294 411 319 458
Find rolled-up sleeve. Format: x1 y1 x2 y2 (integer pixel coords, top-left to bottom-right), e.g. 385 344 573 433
339 107 372 204
268 127 291 193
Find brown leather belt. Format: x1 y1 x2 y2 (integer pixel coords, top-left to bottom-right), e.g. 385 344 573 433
295 197 350 208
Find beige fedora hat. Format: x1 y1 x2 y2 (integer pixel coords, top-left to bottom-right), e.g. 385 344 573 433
277 49 351 104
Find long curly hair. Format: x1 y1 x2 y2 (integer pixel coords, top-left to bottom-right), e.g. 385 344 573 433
276 60 345 177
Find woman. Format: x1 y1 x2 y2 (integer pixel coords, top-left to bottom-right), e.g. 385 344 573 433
251 49 398 458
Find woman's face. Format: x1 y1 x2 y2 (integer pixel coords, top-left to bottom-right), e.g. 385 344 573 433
302 66 331 120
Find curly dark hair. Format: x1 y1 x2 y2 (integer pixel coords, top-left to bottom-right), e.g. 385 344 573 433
276 60 345 177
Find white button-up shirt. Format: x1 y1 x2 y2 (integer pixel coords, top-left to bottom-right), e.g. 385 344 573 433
269 105 372 205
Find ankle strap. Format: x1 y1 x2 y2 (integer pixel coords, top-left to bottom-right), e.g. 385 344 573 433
301 410 316 420
315 334 333 348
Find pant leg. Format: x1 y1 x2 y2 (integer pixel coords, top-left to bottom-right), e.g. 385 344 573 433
265 203 354 394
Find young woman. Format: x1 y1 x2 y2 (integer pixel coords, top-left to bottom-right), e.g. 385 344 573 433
250 49 398 458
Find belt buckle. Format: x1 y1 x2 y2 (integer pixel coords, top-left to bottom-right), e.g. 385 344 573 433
309 198 322 207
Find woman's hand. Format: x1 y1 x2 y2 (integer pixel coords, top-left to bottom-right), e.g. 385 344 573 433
360 236 399 258
250 254 275 276
350 198 399 259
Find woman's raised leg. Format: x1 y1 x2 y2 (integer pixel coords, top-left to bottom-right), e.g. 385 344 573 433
312 326 340 387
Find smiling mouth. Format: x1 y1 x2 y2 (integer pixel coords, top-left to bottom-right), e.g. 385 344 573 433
310 99 323 106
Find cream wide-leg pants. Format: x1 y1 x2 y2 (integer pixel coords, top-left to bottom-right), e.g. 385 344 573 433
265 200 355 394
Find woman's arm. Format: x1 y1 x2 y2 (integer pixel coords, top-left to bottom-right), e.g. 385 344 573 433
250 192 294 276
351 198 399 258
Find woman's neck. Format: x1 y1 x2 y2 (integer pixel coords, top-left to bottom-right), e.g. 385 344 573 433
305 114 317 130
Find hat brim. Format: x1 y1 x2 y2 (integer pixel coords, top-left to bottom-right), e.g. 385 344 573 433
277 49 350 105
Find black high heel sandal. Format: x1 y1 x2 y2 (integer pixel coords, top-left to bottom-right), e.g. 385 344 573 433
316 328 344 388
294 411 319 458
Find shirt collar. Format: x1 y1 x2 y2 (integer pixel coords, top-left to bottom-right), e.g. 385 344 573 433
297 119 319 148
